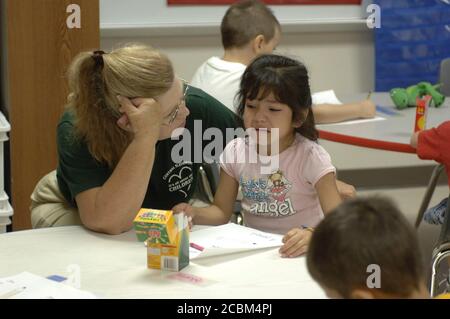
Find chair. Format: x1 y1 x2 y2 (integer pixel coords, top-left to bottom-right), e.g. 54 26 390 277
429 196 450 297
197 165 215 204
415 164 445 227
440 57 450 97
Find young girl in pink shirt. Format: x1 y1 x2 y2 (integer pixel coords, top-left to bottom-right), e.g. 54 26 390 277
173 54 342 257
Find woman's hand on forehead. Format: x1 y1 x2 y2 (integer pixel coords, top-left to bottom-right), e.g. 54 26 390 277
116 95 163 139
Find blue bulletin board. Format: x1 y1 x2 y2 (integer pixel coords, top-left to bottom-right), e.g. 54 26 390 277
374 0 450 91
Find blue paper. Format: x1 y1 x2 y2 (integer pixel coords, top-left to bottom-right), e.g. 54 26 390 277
376 105 400 116
46 275 67 283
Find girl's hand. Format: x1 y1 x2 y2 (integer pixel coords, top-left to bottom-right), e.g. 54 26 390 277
336 180 356 200
279 228 313 258
171 202 194 229
116 96 163 140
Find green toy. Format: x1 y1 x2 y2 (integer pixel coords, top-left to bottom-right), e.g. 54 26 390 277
390 82 445 110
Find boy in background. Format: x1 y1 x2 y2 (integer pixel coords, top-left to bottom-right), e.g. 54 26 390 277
191 0 376 124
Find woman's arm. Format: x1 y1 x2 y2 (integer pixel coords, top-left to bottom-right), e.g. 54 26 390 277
76 97 162 235
315 172 342 215
192 169 239 225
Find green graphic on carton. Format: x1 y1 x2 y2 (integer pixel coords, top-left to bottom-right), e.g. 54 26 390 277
146 224 171 244
134 222 174 243
178 227 190 270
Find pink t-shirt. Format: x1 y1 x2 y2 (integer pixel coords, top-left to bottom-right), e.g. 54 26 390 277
220 134 336 234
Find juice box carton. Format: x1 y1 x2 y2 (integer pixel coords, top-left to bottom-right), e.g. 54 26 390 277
414 95 431 132
133 208 189 271
133 208 177 243
146 213 190 272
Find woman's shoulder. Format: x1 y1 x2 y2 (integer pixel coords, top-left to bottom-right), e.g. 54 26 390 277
57 110 85 150
58 110 75 128
186 86 220 109
57 110 75 136
186 86 239 124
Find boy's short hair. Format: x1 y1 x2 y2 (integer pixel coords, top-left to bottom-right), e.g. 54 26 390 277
221 0 280 49
307 196 425 298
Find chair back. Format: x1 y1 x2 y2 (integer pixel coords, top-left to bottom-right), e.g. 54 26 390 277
436 196 450 247
440 57 450 96
430 196 450 297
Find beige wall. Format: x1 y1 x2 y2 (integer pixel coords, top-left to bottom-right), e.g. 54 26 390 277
101 29 374 97
280 31 375 96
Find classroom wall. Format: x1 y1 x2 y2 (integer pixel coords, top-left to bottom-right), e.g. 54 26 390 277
101 29 374 97
100 0 375 96
100 0 368 28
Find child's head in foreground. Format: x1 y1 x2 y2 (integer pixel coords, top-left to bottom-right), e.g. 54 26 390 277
307 196 428 299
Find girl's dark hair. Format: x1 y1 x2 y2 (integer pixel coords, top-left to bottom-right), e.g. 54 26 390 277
236 54 318 141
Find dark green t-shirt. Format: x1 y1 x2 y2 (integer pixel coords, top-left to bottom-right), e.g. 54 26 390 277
57 86 240 210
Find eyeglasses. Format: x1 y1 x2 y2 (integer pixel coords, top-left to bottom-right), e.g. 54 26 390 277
164 79 189 125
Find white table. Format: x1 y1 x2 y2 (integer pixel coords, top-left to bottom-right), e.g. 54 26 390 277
0 226 326 299
318 92 450 153
318 93 450 226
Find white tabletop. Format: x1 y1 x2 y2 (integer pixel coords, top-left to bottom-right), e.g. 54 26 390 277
317 93 450 153
0 226 326 299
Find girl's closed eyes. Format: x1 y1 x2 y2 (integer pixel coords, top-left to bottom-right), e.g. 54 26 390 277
245 101 283 112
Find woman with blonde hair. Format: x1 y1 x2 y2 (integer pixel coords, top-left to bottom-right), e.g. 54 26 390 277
31 44 238 234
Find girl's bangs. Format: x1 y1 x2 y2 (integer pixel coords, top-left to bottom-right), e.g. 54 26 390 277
244 77 284 104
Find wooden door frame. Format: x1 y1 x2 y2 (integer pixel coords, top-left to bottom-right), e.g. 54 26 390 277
6 0 99 230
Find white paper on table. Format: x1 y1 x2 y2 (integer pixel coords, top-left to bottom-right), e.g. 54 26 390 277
317 116 386 127
189 223 283 260
312 90 343 105
0 272 97 299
